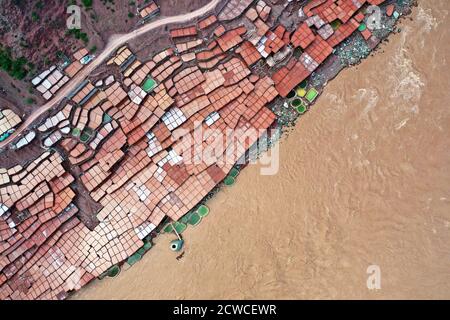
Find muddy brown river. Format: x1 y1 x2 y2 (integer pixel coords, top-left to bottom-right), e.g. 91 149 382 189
74 0 450 300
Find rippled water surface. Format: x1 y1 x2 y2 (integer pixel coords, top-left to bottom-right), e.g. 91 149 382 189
74 1 450 300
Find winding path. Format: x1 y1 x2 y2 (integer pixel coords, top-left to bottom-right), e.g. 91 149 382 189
0 0 221 149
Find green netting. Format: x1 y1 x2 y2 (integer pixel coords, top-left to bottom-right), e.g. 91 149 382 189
224 176 235 186
197 205 210 217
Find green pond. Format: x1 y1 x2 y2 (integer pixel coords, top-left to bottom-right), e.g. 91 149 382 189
297 105 307 114
229 168 240 178
164 221 187 234
299 80 308 89
286 90 296 99
197 205 209 217
71 128 81 137
107 265 121 277
187 212 202 226
224 176 235 186
291 99 302 108
142 78 157 92
306 88 318 102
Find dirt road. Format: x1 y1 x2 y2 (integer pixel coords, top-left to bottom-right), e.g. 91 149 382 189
0 0 220 150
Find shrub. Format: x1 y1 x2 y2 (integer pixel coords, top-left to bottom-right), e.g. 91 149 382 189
25 97 35 105
67 29 90 44
0 47 29 80
82 0 93 7
31 12 39 22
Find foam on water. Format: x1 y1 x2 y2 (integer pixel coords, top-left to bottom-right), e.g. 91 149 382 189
387 26 425 115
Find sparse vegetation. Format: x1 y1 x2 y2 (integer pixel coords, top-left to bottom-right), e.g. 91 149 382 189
102 0 116 12
31 12 40 22
90 12 99 22
12 0 26 7
19 40 29 48
25 97 35 105
67 29 90 44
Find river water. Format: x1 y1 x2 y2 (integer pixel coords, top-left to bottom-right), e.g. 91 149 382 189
74 0 450 300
